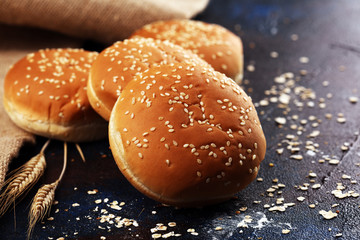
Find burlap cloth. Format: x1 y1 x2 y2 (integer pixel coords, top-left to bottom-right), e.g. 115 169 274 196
0 0 209 190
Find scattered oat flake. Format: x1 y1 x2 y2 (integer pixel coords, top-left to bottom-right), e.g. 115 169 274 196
290 155 303 160
308 130 320 138
152 233 162 239
279 93 291 104
337 117 346 123
274 76 286 84
72 203 80 207
319 210 338 219
329 159 340 165
342 174 351 179
309 172 317 178
270 51 279 58
275 117 287 125
300 69 308 75
168 222 176 227
247 65 255 72
335 233 343 237
282 229 291 234
297 196 305 202
110 205 122 210
341 145 349 151
268 206 286 212
87 189 98 195
322 81 329 87
349 96 358 103
240 206 248 212
299 56 309 63
259 99 269 106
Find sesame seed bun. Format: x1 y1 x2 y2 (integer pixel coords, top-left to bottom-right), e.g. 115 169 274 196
130 19 244 84
3 48 108 142
88 37 211 121
109 62 266 207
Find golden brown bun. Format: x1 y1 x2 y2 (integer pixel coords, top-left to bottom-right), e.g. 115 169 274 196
109 62 266 207
88 37 211 121
131 19 244 83
3 48 108 142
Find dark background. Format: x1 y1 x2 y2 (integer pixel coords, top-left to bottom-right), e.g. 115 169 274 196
1 0 360 239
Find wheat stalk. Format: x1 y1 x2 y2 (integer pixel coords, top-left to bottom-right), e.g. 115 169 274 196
27 142 68 239
0 140 50 216
75 143 86 162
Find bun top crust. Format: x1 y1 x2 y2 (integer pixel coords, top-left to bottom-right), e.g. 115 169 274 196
3 48 107 142
109 62 266 207
88 37 210 121
131 19 243 81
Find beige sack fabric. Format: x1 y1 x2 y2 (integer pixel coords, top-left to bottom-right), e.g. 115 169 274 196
0 0 209 190
0 0 209 43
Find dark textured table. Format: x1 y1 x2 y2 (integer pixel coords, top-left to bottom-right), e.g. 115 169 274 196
1 0 360 239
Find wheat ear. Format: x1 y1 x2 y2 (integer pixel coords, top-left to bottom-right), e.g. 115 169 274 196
27 142 67 239
0 140 50 216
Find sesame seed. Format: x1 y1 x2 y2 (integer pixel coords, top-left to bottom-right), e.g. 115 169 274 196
138 153 143 159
